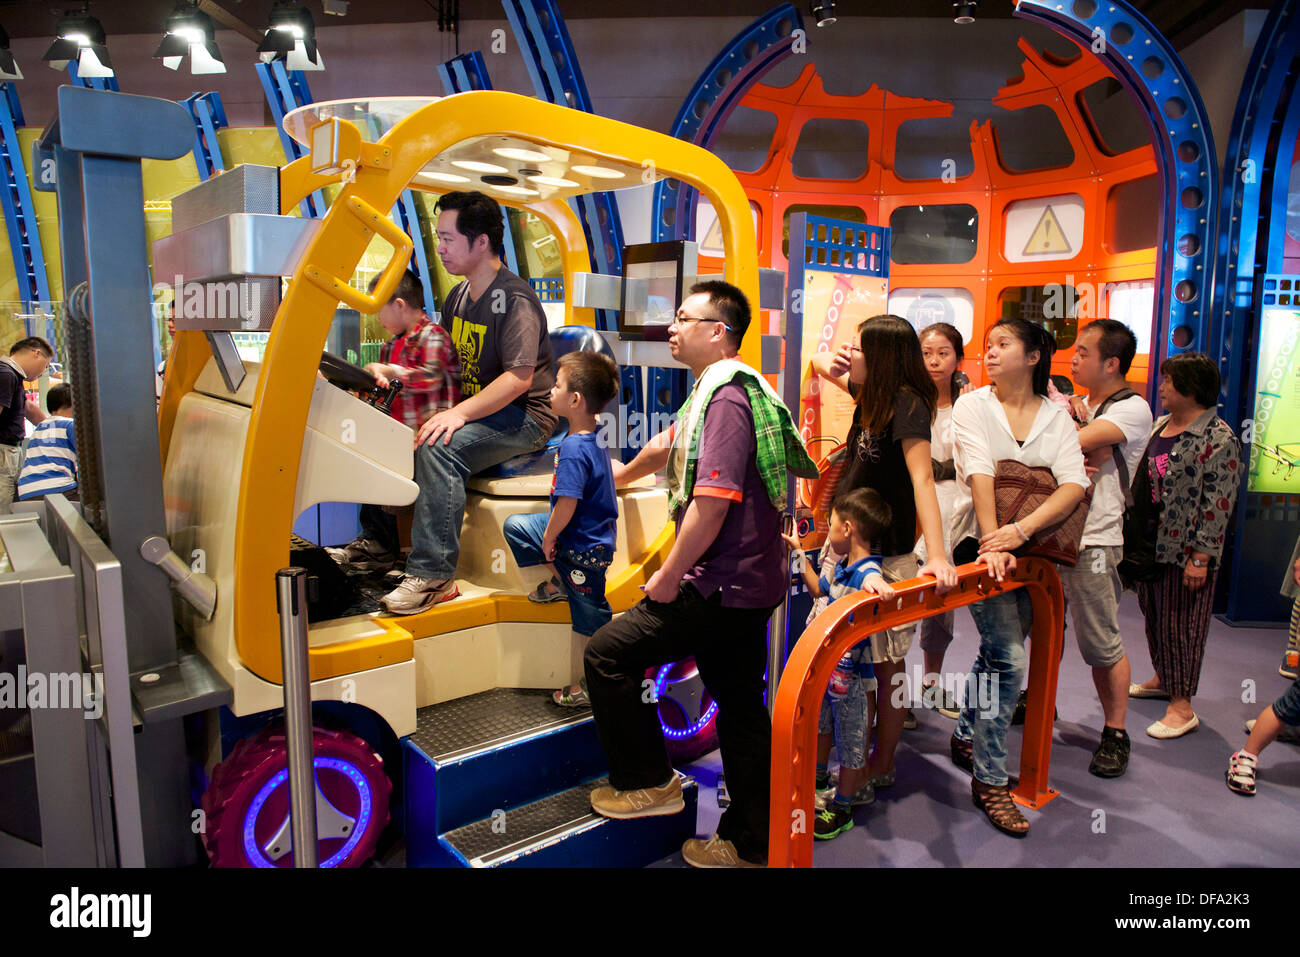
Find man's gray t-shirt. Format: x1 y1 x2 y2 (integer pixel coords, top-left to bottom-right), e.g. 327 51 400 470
442 267 557 432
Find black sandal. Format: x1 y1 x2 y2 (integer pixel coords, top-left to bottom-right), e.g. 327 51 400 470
971 779 1029 837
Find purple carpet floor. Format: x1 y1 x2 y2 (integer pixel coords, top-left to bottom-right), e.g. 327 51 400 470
662 591 1300 867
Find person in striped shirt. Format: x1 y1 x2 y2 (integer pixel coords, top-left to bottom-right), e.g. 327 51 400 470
17 382 77 502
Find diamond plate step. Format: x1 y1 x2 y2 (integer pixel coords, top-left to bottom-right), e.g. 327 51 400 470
403 688 609 861
440 775 697 868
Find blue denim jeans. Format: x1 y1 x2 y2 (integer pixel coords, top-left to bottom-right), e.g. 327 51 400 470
1273 675 1300 726
816 640 877 769
502 510 613 636
954 589 1033 787
405 404 550 581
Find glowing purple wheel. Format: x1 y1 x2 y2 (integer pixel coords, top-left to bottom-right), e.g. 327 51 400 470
202 726 392 868
652 659 719 764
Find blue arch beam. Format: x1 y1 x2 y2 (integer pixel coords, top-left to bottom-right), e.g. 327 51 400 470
1213 0 1300 420
0 82 52 311
1014 0 1218 398
436 52 522 279
502 0 625 333
650 4 805 431
652 3 805 245
1211 0 1300 623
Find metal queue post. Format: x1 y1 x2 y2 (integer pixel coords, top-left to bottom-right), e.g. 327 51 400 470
275 567 318 868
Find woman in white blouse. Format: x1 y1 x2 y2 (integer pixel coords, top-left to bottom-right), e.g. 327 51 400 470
949 317 1088 837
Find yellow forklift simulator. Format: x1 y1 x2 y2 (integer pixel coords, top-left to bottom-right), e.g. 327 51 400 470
156 91 760 739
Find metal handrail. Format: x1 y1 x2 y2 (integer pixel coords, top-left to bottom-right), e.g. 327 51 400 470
768 557 1065 868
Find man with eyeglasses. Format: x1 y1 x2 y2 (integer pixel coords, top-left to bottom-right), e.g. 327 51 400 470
583 280 817 868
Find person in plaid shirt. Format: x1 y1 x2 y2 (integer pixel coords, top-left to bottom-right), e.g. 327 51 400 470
326 270 460 573
582 281 812 868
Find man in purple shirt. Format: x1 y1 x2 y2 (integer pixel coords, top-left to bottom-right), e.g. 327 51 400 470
585 281 782 868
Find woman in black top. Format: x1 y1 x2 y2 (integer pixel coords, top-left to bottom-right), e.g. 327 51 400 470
811 315 958 790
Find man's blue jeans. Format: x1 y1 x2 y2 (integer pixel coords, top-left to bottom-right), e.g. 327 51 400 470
404 404 550 582
953 589 1033 787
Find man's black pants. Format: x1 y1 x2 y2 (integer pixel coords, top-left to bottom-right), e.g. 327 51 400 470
584 583 775 863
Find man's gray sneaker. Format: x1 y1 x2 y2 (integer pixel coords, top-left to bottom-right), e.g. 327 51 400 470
380 575 458 615
324 537 397 573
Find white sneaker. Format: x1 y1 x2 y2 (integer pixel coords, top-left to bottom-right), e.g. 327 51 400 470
324 537 397 573
1245 718 1300 744
380 576 458 615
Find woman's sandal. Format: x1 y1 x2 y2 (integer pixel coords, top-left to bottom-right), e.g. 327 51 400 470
971 779 1029 837
528 577 566 603
950 734 974 773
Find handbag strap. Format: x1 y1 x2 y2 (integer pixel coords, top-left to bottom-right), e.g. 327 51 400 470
1129 419 1168 511
1092 387 1138 508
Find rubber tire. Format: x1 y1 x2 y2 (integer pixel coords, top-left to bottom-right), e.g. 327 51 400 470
202 725 392 868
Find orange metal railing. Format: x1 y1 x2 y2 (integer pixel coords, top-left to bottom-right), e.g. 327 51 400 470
768 557 1064 868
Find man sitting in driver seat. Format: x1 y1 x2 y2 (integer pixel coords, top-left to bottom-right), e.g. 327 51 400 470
376 191 557 614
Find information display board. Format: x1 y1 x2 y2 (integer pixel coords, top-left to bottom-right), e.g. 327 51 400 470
1248 305 1300 493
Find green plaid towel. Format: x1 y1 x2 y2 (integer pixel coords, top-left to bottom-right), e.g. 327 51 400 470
667 359 820 514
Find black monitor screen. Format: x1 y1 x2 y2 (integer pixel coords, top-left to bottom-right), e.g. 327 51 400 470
618 241 688 342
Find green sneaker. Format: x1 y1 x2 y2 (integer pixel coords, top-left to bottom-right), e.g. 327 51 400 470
813 802 854 840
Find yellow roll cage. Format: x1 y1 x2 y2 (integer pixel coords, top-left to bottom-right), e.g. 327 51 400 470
159 90 760 684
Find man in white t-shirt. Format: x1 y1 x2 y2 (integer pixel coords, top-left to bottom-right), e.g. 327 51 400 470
1060 319 1153 778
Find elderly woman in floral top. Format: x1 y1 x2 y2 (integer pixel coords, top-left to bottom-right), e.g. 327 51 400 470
1129 353 1242 739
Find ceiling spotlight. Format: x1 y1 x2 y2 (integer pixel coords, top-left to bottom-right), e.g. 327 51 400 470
810 1 836 27
43 9 114 79
953 1 977 24
257 1 324 72
0 25 21 81
154 2 225 75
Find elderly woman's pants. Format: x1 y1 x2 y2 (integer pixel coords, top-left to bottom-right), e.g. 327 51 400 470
1136 562 1219 699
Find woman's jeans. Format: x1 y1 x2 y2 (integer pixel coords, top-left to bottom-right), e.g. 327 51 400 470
953 589 1033 787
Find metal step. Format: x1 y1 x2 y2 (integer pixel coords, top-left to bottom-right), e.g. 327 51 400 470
409 687 592 762
403 689 608 861
439 775 697 868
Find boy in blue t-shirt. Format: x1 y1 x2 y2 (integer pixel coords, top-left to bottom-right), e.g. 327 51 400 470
504 351 620 708
784 486 895 840
18 383 78 502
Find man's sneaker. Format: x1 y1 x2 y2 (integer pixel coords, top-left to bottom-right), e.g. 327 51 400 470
380 575 458 615
1283 633 1299 679
590 776 684 819
1245 717 1300 745
1011 689 1058 726
813 802 855 840
1089 726 1131 778
922 681 961 719
681 834 762 868
325 537 397 573
903 709 918 730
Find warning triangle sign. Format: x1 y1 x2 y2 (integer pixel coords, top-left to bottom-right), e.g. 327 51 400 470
1022 205 1072 256
701 212 724 255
